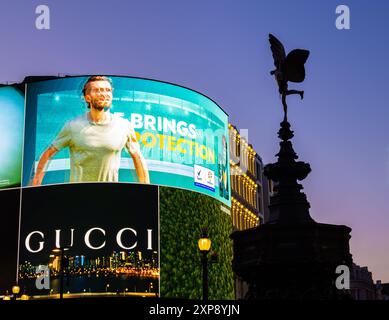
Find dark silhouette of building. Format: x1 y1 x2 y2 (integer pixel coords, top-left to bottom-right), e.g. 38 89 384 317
377 282 389 300
350 263 378 300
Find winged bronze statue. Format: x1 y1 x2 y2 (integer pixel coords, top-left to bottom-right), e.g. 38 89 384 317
269 33 310 120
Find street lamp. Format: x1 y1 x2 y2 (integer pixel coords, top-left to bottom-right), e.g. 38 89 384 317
198 229 211 300
52 247 70 300
12 285 20 300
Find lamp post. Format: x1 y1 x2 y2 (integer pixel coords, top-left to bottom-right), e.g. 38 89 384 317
198 229 212 301
12 285 20 300
52 247 69 300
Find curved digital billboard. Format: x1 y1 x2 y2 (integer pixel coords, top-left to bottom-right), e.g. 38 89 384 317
18 183 160 298
23 76 230 206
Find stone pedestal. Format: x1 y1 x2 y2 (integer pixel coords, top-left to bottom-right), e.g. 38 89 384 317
231 120 353 299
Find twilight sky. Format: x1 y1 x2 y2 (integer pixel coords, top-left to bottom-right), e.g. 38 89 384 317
1 0 388 282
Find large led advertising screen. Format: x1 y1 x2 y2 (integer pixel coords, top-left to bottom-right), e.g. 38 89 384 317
22 76 230 206
18 183 159 298
0 86 25 189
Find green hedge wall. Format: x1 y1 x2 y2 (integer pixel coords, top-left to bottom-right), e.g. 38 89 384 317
160 187 234 299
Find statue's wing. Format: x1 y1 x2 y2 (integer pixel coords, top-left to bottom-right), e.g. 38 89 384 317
284 49 310 83
269 34 286 69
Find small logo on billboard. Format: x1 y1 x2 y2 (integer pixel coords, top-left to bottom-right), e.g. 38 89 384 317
207 171 213 185
194 165 215 192
196 168 202 181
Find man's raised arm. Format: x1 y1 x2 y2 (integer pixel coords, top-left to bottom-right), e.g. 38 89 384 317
132 152 150 184
127 130 150 184
32 146 59 186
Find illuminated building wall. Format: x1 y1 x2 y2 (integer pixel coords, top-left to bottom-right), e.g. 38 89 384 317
229 124 271 231
228 123 272 299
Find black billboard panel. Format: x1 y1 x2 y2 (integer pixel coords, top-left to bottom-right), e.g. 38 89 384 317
0 189 20 291
18 183 159 298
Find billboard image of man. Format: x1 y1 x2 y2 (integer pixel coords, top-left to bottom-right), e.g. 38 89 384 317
32 76 150 185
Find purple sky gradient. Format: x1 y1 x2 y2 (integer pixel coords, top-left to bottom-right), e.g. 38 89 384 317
1 0 388 281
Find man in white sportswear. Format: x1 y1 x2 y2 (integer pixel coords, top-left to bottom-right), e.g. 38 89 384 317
32 76 150 185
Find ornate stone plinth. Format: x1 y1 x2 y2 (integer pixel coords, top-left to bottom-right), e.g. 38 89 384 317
231 222 352 299
231 120 353 300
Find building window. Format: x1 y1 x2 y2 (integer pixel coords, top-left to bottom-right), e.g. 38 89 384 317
247 185 250 205
254 189 256 208
247 185 250 206
253 187 255 208
242 180 245 198
243 181 246 199
250 186 252 207
256 162 261 182
254 188 257 210
229 132 233 159
232 204 235 226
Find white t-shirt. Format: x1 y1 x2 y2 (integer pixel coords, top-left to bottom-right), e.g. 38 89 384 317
52 112 139 182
